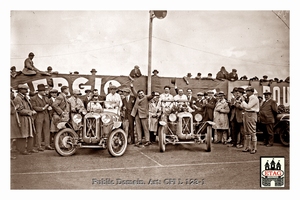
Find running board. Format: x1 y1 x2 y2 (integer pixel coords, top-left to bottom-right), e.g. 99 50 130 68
78 145 105 148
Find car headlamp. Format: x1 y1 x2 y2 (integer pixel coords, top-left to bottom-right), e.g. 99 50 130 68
101 114 111 124
169 113 177 122
72 114 82 124
195 114 203 122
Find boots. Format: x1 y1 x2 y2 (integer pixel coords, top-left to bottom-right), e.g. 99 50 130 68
242 135 251 152
250 141 257 154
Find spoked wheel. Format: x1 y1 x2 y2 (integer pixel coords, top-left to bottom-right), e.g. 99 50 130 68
279 125 290 146
107 128 127 157
54 128 78 156
158 126 166 152
205 125 212 152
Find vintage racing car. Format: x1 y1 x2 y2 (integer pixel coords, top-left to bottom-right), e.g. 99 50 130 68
157 100 214 152
54 101 127 157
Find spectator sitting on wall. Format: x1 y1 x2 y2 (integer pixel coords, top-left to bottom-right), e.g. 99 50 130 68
216 66 229 80
228 69 238 81
129 65 142 81
152 69 159 77
183 73 192 84
22 52 50 76
46 66 58 74
201 73 214 80
10 66 22 78
195 73 201 80
240 75 248 80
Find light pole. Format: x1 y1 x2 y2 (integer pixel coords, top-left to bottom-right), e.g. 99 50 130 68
147 10 167 95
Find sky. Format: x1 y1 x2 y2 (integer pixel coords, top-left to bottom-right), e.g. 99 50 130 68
9 8 290 80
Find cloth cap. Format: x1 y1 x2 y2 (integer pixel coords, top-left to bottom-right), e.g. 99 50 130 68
197 92 204 96
49 89 58 93
18 84 29 90
61 86 69 92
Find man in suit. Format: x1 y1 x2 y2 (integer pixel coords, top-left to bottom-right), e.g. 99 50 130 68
31 84 54 151
259 91 278 147
186 88 197 105
131 87 155 147
52 86 71 132
203 90 217 121
228 87 245 148
13 84 38 155
122 87 136 144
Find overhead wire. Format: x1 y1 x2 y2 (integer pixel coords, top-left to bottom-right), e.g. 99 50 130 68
152 36 289 68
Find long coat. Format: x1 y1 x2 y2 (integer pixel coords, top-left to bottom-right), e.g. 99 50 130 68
51 93 70 132
259 99 278 124
213 99 230 130
11 100 21 139
13 93 35 138
149 99 161 132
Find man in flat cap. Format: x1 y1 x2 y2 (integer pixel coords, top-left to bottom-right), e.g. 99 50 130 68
239 86 259 154
259 91 278 147
228 87 245 148
23 52 41 75
51 86 71 132
13 84 38 155
68 89 86 130
30 84 54 151
228 69 239 81
121 87 136 144
129 65 142 81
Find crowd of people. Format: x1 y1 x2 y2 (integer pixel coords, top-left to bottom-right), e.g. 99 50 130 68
10 52 284 159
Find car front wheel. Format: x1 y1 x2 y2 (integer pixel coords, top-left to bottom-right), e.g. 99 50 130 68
107 128 128 157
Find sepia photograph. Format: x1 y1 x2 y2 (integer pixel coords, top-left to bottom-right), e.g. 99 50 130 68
3 0 298 198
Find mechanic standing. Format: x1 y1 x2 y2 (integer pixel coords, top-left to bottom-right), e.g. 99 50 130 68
239 86 260 154
259 91 278 147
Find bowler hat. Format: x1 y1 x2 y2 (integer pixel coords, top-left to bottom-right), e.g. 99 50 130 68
36 84 46 91
85 89 92 93
18 84 29 90
152 69 159 74
61 86 69 92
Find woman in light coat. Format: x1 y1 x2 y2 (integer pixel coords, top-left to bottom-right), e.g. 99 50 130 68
213 91 230 144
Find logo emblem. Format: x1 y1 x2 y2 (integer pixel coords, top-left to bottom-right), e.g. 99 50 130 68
260 156 285 187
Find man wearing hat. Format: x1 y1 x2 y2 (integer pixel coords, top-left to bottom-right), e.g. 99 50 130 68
216 66 229 80
22 52 41 75
68 89 86 130
106 85 123 114
30 84 54 151
52 86 71 132
149 92 161 143
192 92 206 119
152 69 159 77
159 85 174 113
13 84 38 155
129 65 142 79
228 87 245 148
82 89 93 108
213 91 230 144
259 91 278 147
239 86 259 154
48 88 58 146
122 87 136 144
228 69 239 81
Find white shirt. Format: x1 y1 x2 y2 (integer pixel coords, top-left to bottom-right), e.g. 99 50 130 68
241 94 259 112
87 101 102 113
106 93 122 107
